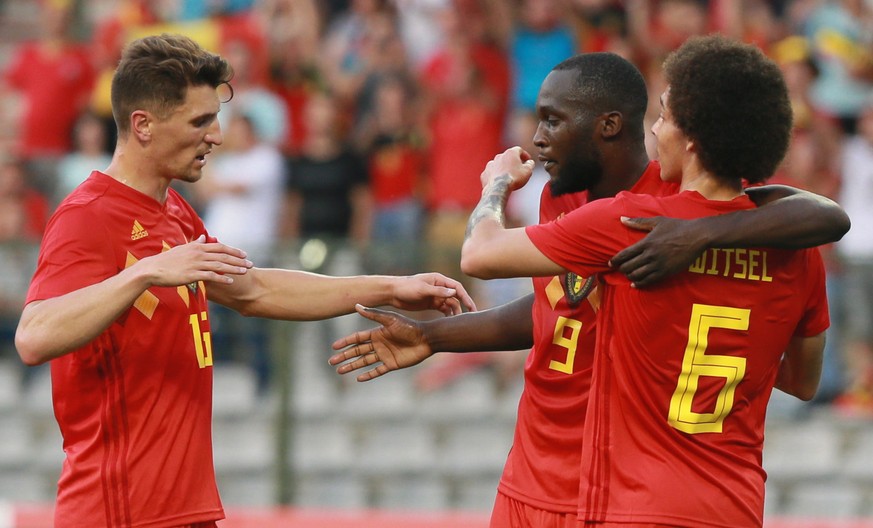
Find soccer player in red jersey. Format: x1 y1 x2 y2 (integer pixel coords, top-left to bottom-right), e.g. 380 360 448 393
460 35 828 527
14 34 475 528
329 52 847 528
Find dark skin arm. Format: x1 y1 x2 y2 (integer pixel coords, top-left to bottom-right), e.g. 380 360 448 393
610 185 850 287
329 295 534 382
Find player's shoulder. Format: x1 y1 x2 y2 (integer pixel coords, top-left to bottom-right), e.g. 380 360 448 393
166 187 199 218
539 184 587 222
596 190 679 222
55 172 112 211
611 190 665 209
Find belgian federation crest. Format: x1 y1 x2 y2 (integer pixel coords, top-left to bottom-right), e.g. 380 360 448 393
564 273 596 306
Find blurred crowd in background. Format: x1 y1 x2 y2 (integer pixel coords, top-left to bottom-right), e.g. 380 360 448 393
0 0 872 412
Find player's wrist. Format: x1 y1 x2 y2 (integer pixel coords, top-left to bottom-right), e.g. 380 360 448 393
692 216 727 250
121 258 160 291
420 318 474 353
384 275 407 307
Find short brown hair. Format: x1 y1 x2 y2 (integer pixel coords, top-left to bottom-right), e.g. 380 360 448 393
111 34 233 136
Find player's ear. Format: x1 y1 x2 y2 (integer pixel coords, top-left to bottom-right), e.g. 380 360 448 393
685 138 696 153
600 111 622 139
131 110 153 143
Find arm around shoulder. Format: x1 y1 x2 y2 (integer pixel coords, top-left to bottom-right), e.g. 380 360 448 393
611 186 851 288
738 185 850 248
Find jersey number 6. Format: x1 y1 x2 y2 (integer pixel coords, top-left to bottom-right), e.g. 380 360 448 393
668 304 749 434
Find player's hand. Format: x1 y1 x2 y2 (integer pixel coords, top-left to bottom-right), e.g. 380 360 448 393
609 216 708 288
389 273 477 315
329 304 434 381
141 235 253 287
480 146 536 191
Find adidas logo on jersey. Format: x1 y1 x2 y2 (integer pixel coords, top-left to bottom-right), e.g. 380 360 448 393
131 220 149 240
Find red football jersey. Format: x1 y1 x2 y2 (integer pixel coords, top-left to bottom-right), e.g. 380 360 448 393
526 190 829 527
497 162 677 512
27 172 224 527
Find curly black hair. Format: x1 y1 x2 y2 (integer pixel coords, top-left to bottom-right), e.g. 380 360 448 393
663 35 792 184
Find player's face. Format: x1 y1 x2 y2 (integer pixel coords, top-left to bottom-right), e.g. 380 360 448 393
651 87 687 183
148 84 223 183
534 69 603 197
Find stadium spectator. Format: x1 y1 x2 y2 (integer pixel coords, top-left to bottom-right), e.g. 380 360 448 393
771 127 846 404
835 96 873 415
508 0 577 113
88 0 164 152
0 157 49 243
354 75 426 275
0 157 44 361
254 0 322 155
626 0 711 63
393 0 451 68
218 37 290 149
199 113 285 267
799 0 873 134
322 0 398 107
418 0 509 289
349 11 414 138
196 112 286 393
2 0 95 204
282 90 372 249
568 0 633 55
56 112 113 200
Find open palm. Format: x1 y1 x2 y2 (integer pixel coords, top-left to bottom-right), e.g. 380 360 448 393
329 305 435 382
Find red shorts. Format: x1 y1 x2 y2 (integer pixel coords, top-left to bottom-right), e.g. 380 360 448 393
490 491 578 528
174 523 218 528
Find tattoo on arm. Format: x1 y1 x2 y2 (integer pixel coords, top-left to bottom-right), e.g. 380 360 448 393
466 174 513 239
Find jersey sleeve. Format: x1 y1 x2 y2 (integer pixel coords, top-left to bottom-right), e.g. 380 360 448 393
795 248 830 338
26 204 116 303
525 195 630 278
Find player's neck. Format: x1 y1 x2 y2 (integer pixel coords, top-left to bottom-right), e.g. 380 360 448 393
589 147 650 200
105 152 171 205
679 167 743 200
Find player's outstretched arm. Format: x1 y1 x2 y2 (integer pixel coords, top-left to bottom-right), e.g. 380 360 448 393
609 185 850 287
209 270 476 321
330 295 535 382
775 333 825 401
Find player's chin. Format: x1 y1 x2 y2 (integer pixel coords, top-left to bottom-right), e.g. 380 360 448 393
542 159 557 174
182 169 204 183
550 178 575 197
